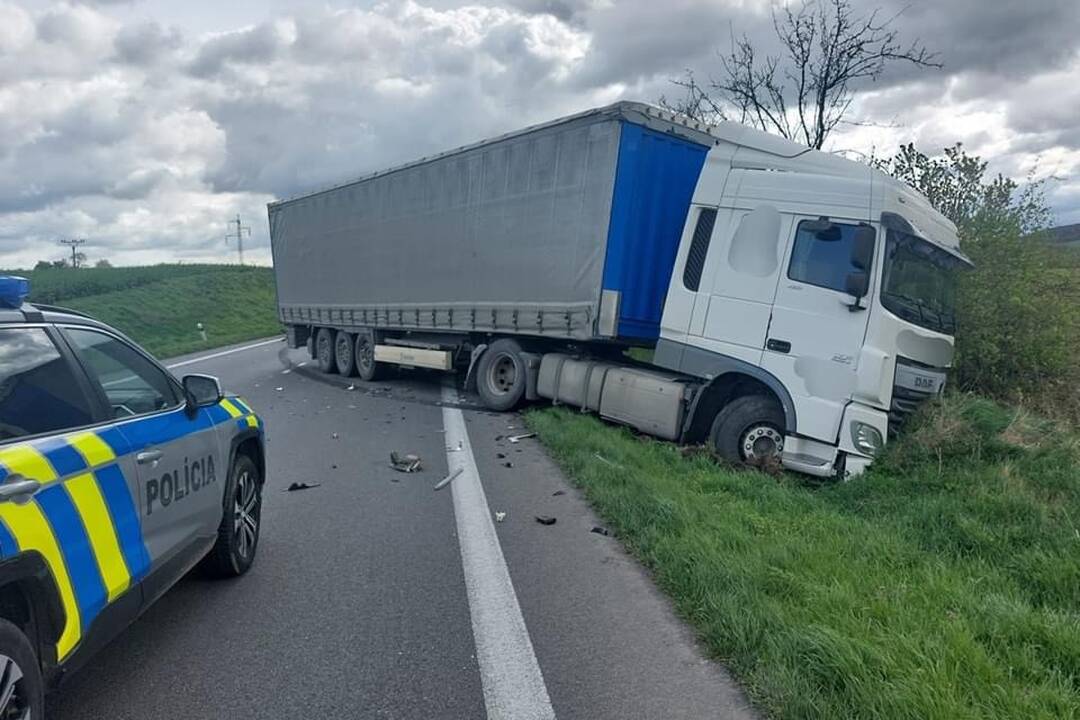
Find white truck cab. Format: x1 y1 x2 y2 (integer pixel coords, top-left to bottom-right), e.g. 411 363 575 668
657 122 971 476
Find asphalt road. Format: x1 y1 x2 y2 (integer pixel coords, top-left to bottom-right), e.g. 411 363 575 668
47 338 756 720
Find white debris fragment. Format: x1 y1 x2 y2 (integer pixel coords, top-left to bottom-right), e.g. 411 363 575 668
495 511 507 523
508 433 536 444
434 467 463 491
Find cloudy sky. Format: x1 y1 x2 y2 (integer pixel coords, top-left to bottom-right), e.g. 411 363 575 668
1 0 1078 267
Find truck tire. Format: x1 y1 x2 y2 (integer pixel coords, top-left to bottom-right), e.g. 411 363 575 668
202 454 262 578
0 618 43 719
315 328 336 374
709 394 786 465
354 330 385 382
334 331 357 376
476 338 527 411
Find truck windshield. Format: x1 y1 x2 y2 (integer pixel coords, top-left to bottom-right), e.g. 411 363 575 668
881 229 963 335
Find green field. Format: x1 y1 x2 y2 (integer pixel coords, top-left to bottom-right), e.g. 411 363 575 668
528 397 1079 719
9 264 281 358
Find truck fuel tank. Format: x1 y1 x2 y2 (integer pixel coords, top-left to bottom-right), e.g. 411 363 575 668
537 354 690 440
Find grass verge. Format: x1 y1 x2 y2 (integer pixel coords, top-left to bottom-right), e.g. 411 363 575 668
42 266 280 357
527 396 1079 719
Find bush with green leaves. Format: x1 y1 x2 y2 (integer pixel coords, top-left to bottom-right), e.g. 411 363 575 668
882 144 1079 421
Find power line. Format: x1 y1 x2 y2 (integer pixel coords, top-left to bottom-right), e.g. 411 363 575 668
59 238 86 268
225 214 252 265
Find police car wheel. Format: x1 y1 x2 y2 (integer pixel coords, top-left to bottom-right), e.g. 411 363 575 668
315 328 336 374
203 454 262 578
0 619 42 720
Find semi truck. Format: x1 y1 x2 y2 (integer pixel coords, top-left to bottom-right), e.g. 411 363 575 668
268 101 971 477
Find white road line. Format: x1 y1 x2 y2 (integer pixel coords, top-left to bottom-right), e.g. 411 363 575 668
441 385 556 720
166 337 282 369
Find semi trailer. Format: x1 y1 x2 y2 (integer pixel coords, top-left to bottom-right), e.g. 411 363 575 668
268 101 971 477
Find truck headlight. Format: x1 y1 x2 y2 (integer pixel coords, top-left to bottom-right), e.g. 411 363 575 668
850 421 884 456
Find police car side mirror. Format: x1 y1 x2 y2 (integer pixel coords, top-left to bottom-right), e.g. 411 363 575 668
183 374 223 409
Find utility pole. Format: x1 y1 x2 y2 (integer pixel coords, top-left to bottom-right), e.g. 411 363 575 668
59 238 86 268
225 214 252 266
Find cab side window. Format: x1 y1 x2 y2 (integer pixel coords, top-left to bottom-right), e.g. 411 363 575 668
65 328 179 418
0 328 95 441
788 220 866 292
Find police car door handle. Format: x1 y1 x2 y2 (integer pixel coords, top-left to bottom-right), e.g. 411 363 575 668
137 449 163 465
0 476 41 505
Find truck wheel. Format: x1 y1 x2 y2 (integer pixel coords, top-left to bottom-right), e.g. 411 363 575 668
202 454 262 578
0 618 43 720
709 395 786 465
334 331 357 376
315 328 336 374
354 330 385 382
476 338 527 411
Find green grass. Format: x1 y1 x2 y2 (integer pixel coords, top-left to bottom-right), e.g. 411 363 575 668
14 265 281 358
527 396 1080 719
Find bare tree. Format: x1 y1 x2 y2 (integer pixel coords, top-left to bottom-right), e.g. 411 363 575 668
660 0 940 149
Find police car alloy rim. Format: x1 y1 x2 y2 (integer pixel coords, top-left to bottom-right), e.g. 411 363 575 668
0 654 30 720
233 469 259 561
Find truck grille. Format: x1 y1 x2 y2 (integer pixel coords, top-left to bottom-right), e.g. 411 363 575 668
888 385 933 437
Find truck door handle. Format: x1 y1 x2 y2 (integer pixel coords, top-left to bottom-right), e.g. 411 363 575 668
766 339 791 353
136 450 163 465
0 476 42 505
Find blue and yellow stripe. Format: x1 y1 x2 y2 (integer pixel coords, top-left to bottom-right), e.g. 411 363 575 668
0 397 260 661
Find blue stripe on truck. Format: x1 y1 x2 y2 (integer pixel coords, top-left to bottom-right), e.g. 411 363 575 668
602 123 709 339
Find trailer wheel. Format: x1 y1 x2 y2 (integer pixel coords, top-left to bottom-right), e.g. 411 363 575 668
335 331 357 376
315 328 336 374
709 395 785 465
354 330 384 382
476 338 527 411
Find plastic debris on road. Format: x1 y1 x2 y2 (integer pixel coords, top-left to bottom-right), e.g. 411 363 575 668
495 511 507 523
508 433 536 444
534 515 556 526
434 467 463 491
286 482 320 492
389 452 422 473
552 490 566 496
590 526 610 536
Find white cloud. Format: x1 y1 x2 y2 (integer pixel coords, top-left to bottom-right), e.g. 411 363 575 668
0 0 1078 269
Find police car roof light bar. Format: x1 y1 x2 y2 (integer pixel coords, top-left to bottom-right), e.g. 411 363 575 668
0 276 30 309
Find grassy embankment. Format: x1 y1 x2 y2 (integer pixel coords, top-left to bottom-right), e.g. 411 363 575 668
528 397 1079 719
10 265 280 357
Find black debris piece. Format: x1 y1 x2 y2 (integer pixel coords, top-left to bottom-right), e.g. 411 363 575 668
496 453 506 459
552 490 566 496
535 515 557 526
286 482 320 492
503 462 513 468
590 526 610 536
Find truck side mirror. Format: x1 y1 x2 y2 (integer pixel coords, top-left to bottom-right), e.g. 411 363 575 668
844 271 869 311
851 226 876 271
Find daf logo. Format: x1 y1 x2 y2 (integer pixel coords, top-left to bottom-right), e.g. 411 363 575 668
914 375 934 389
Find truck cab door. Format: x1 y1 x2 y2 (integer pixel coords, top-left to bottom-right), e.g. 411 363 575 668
761 219 876 443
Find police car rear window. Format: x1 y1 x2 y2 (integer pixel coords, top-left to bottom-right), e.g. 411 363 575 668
0 328 94 441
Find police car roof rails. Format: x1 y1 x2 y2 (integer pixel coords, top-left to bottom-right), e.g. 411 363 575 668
29 303 94 320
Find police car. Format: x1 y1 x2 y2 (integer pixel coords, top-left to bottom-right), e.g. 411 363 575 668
0 276 265 717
